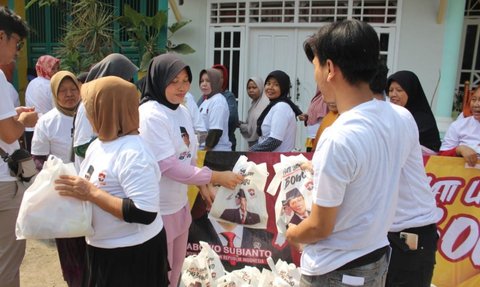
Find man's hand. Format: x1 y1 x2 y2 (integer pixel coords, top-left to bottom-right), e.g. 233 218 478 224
17 111 38 128
300 161 313 174
286 223 304 251
15 106 35 115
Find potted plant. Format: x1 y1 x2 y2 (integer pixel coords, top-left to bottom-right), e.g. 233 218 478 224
118 4 195 72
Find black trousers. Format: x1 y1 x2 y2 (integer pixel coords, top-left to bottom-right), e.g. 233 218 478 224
386 223 438 287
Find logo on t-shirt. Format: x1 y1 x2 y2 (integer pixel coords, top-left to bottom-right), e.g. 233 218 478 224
98 171 107 186
180 126 190 147
85 165 94 180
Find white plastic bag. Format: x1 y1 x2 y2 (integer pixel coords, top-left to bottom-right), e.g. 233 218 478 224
267 257 301 287
181 241 225 287
216 266 261 287
267 154 313 240
16 155 94 239
209 155 269 229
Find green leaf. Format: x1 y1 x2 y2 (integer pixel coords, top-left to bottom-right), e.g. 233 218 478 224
139 52 154 72
168 43 195 54
168 20 191 34
123 4 143 27
152 10 168 30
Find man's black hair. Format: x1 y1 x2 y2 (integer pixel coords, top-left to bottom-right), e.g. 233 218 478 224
305 20 379 85
0 6 29 39
370 61 389 94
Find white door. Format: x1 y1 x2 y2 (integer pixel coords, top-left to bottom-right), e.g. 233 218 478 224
246 28 318 151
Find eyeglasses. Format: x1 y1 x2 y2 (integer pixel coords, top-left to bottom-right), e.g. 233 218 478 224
16 40 24 51
10 34 24 51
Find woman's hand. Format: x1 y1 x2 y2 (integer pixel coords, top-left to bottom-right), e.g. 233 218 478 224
55 175 97 201
300 161 313 174
456 145 479 167
211 171 244 190
198 184 217 211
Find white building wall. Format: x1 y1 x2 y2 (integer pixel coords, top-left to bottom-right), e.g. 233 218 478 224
171 0 450 111
395 0 446 107
168 1 208 101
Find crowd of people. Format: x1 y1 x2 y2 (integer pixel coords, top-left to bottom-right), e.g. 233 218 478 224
1 4 479 287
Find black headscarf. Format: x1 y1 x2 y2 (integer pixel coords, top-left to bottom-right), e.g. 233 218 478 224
387 71 441 151
85 53 138 83
140 54 192 110
256 70 302 136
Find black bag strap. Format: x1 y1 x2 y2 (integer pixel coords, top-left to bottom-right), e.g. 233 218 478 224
0 146 10 162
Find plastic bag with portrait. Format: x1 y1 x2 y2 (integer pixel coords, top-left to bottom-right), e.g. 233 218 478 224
216 266 261 287
181 241 225 287
267 154 313 237
209 155 269 229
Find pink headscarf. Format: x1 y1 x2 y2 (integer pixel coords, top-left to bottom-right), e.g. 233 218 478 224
35 55 60 79
306 89 328 126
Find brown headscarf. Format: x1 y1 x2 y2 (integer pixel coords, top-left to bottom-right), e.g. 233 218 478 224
81 76 139 141
199 68 223 99
50 71 81 117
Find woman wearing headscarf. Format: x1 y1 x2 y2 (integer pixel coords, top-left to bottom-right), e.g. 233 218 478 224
212 64 239 151
73 53 138 169
138 54 243 287
387 71 441 152
299 88 328 152
31 71 80 166
25 55 60 150
198 68 232 151
239 76 269 148
30 71 84 287
56 76 169 287
250 70 302 152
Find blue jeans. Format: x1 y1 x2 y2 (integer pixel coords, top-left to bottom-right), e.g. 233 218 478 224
300 253 389 287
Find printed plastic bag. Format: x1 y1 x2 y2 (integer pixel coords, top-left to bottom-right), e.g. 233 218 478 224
16 155 93 239
267 257 301 287
216 266 261 287
181 241 225 287
210 155 269 229
267 154 313 238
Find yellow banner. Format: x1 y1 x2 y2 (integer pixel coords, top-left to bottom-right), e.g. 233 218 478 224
428 156 480 287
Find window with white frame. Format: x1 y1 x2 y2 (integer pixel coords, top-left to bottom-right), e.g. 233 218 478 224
209 0 399 24
208 0 401 100
458 0 480 91
211 28 244 97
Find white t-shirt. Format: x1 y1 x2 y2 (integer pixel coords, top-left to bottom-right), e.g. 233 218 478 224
80 135 163 249
440 116 480 154
0 70 19 182
7 82 20 107
303 99 414 276
307 122 320 139
31 108 73 163
25 77 54 132
73 102 97 169
139 101 198 215
390 104 440 232
258 102 297 152
184 92 206 133
73 102 96 148
199 93 231 151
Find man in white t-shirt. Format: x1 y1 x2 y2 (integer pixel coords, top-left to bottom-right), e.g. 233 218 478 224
0 7 38 287
286 20 416 286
